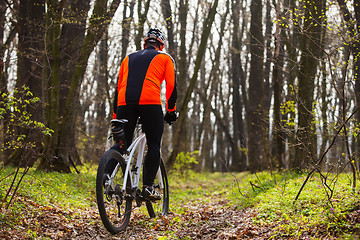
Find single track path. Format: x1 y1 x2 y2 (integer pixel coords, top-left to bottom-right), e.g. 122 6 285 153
0 191 278 239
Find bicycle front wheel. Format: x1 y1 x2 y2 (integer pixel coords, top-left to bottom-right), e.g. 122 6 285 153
96 149 132 234
145 158 169 218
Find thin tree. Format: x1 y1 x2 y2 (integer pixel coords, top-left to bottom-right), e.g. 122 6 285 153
121 0 135 61
247 0 265 173
272 0 286 169
337 0 360 168
230 0 246 171
199 0 229 171
166 0 219 170
134 0 151 50
293 0 325 169
161 0 177 58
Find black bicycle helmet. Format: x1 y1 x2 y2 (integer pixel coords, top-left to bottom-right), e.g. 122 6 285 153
143 28 166 50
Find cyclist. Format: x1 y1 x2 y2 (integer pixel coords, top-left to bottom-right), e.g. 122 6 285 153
106 28 177 200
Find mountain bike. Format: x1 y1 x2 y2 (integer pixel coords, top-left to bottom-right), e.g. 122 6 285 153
96 119 169 234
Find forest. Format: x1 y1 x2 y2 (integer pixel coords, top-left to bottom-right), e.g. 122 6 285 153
1 0 360 239
1 0 360 174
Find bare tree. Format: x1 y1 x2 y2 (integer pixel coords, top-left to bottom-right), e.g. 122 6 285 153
161 0 177 58
198 0 229 171
134 0 151 50
39 0 121 172
121 0 135 60
293 0 325 169
337 0 360 168
5 0 45 167
247 0 265 173
271 0 286 169
166 0 219 170
230 0 246 171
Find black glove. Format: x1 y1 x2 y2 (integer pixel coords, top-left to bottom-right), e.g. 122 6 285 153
164 111 178 125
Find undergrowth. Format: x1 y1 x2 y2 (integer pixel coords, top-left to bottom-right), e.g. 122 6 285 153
227 170 360 239
0 164 359 239
0 165 96 210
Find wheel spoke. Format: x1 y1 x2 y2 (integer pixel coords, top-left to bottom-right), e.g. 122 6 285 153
96 149 133 234
145 159 169 218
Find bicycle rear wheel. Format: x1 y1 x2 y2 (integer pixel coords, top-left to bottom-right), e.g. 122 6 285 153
96 149 132 233
145 158 169 218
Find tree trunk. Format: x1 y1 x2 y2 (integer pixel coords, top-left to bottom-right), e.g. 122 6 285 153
194 62 205 157
161 0 177 58
336 0 360 170
166 0 219 170
40 0 63 171
6 0 45 167
178 0 189 108
293 0 324 169
0 1 6 87
247 0 265 173
230 0 246 171
39 0 121 172
215 125 226 172
171 0 190 158
262 0 272 167
121 0 135 61
134 0 151 50
88 34 109 162
0 1 8 161
352 1 360 168
58 0 91 166
272 1 286 169
200 1 228 171
282 0 297 167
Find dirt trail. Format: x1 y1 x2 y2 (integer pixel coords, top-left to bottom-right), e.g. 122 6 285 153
0 194 276 240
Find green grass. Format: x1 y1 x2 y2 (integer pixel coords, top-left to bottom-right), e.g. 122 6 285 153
1 165 359 239
226 170 360 238
168 169 360 238
0 165 96 210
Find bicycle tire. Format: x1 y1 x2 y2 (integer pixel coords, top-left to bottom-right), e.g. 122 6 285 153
145 158 169 218
96 149 132 233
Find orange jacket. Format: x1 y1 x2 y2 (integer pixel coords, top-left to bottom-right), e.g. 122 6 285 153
113 47 177 118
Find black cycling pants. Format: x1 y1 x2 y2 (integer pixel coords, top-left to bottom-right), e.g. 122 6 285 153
107 105 164 186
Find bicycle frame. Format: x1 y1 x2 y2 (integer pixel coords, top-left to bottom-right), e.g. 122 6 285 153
123 132 146 193
110 129 164 199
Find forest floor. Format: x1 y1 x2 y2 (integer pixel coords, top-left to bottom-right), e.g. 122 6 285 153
0 168 359 239
0 190 276 240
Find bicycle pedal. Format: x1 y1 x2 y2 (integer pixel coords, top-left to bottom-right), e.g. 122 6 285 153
135 191 142 205
138 193 149 201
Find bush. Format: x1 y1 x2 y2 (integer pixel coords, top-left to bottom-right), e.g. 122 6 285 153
172 151 199 178
0 86 53 207
0 86 53 152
